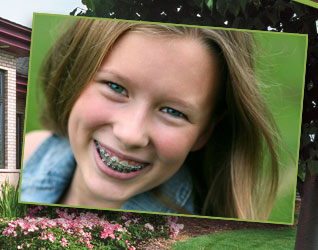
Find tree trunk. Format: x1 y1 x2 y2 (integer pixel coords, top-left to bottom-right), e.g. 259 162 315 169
295 167 318 250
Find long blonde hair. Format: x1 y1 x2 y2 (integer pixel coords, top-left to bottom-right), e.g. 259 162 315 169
39 18 279 220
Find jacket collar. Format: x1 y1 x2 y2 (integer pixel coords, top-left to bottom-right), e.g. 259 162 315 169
21 134 196 214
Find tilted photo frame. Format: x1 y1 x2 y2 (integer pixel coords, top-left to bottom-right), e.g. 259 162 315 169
19 13 307 225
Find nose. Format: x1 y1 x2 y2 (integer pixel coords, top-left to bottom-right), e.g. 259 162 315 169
112 106 150 149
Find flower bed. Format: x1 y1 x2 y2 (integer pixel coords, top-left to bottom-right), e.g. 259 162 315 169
0 206 184 249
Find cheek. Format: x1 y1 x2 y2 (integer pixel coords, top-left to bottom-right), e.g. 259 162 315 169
69 92 111 132
154 127 200 166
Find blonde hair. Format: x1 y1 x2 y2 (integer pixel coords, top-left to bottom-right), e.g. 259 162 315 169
39 18 279 220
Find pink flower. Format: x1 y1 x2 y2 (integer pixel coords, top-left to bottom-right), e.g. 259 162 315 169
47 220 57 227
2 226 17 236
57 218 70 229
47 231 56 243
87 242 94 250
144 223 154 232
166 215 178 224
84 237 93 248
27 223 39 232
60 237 69 247
168 223 184 238
124 220 131 227
120 215 127 220
56 208 76 220
100 228 115 239
126 239 136 250
41 231 47 240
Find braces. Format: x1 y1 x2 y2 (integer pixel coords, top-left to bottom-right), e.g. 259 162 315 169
95 141 146 173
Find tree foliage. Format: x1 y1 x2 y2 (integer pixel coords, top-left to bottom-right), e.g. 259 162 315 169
72 0 318 180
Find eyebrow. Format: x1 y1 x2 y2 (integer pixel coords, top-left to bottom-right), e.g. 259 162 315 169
95 68 134 85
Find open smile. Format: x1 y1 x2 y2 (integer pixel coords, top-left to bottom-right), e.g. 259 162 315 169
95 140 149 173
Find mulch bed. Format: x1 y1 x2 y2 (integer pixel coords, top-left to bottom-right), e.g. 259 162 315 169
140 199 301 250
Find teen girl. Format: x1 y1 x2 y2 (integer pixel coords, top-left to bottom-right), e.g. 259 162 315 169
21 18 279 220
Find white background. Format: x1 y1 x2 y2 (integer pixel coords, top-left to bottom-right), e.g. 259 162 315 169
0 0 87 27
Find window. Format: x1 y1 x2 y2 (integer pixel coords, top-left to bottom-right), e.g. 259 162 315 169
0 70 5 168
16 114 24 169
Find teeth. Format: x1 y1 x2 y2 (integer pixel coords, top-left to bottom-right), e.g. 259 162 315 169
96 141 147 173
111 156 118 163
120 161 128 167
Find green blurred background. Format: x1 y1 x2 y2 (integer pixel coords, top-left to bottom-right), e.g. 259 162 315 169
24 13 307 224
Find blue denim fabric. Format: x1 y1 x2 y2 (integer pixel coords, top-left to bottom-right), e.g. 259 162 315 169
20 134 197 214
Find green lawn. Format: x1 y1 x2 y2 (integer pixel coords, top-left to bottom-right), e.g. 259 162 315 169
171 228 296 250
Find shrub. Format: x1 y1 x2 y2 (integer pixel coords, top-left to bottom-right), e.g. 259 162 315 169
0 179 27 219
0 206 184 249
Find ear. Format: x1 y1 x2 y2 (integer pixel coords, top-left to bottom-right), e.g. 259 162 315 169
190 122 215 152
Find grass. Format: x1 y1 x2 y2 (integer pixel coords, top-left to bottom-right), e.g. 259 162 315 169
0 179 27 219
171 228 296 250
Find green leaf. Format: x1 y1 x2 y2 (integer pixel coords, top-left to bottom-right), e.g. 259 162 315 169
298 161 306 181
216 0 228 16
81 0 89 8
308 160 318 175
81 0 95 11
206 0 213 9
232 16 244 27
240 0 249 10
228 0 241 17
307 81 314 91
309 148 318 159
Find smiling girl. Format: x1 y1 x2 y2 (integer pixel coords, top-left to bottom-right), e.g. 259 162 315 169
21 18 279 220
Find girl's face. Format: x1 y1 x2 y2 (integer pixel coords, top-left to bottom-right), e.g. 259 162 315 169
67 31 220 208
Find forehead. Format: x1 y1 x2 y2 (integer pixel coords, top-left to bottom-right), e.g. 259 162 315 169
99 31 220 115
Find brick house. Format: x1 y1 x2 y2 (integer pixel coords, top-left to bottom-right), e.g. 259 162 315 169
0 17 31 186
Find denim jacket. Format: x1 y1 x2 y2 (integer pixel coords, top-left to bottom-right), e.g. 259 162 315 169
20 134 197 214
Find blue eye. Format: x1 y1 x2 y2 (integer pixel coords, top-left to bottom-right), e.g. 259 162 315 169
106 82 127 95
161 107 186 118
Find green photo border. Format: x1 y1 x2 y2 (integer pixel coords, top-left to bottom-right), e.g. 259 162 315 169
292 0 318 8
19 13 308 225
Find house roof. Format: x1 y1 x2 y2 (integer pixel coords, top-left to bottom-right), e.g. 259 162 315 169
0 17 31 57
16 57 29 76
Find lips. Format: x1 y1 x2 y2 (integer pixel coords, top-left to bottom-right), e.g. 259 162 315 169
94 140 149 173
